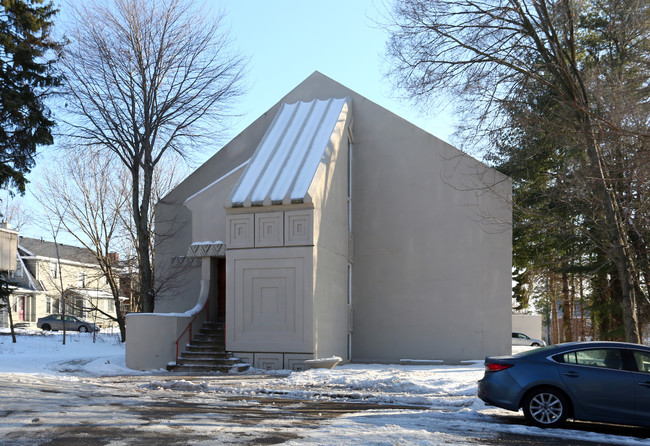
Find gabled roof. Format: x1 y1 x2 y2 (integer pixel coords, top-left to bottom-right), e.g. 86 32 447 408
226 97 351 207
18 237 97 265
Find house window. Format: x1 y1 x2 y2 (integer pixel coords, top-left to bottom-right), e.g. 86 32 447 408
50 262 58 279
15 262 23 278
74 296 85 317
46 297 52 314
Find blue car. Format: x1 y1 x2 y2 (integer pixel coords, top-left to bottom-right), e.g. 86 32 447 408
478 341 650 428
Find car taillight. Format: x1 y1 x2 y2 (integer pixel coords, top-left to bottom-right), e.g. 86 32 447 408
485 362 514 372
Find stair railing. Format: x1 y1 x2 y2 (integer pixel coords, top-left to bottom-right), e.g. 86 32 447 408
174 300 210 365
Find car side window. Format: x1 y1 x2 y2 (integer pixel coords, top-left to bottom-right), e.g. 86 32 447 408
559 349 623 370
632 351 650 373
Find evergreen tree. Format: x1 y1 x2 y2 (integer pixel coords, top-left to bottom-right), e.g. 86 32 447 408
0 0 60 193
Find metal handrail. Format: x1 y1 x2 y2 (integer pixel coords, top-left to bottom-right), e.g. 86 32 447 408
174 301 210 365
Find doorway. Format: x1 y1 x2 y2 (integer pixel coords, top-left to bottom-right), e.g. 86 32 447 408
209 257 226 325
17 296 25 321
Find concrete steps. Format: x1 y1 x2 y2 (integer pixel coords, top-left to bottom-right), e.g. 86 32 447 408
167 322 250 374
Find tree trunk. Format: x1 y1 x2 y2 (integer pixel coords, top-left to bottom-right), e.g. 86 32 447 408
579 277 585 341
561 273 572 342
581 122 640 343
550 274 559 344
134 156 155 313
4 290 16 343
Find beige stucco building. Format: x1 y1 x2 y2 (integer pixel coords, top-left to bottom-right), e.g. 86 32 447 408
126 72 512 370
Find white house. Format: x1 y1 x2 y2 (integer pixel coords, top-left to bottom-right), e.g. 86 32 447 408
0 236 123 329
126 72 512 370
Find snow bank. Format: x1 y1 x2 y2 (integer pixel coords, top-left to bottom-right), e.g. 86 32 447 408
0 329 154 376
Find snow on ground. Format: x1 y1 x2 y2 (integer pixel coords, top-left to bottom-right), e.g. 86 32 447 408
1 330 649 445
0 328 151 375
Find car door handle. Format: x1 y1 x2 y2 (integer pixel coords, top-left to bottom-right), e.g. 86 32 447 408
562 371 579 378
638 381 650 388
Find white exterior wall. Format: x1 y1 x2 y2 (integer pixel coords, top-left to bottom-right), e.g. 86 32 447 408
311 132 350 360
276 73 512 363
348 109 511 362
185 165 246 244
512 314 543 342
147 72 512 369
125 313 194 370
0 227 17 271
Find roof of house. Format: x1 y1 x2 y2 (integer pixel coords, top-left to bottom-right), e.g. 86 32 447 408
18 237 97 265
226 97 350 207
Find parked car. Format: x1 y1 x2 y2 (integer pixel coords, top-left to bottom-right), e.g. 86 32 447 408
512 332 546 347
478 341 650 428
37 314 99 333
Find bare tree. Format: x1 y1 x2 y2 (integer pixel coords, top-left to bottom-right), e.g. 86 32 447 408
60 0 247 312
39 149 129 341
385 0 650 343
37 148 189 338
0 191 33 231
42 206 71 344
116 159 189 312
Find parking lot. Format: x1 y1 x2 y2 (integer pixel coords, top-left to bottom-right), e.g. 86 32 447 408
2 333 650 445
2 372 649 445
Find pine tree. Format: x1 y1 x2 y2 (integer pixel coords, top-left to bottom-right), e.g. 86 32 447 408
0 0 60 193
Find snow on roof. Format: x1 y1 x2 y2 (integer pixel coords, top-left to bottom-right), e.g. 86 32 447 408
227 97 351 208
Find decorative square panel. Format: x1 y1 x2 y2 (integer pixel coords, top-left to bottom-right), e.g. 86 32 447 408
254 353 282 370
285 210 313 246
243 268 295 333
226 248 313 353
255 212 283 247
285 354 314 371
232 352 253 365
227 214 253 248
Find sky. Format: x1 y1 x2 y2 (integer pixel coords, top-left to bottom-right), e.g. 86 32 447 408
14 0 456 242
220 0 455 144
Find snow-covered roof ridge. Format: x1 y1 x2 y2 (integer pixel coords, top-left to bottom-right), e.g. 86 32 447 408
226 97 351 208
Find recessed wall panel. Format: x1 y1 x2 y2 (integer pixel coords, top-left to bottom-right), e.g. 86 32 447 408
254 353 283 370
227 214 254 248
285 210 313 246
226 247 313 353
255 212 283 247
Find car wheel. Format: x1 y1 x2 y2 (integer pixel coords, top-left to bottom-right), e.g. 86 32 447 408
78 325 88 333
41 324 51 331
532 342 541 347
523 387 569 428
